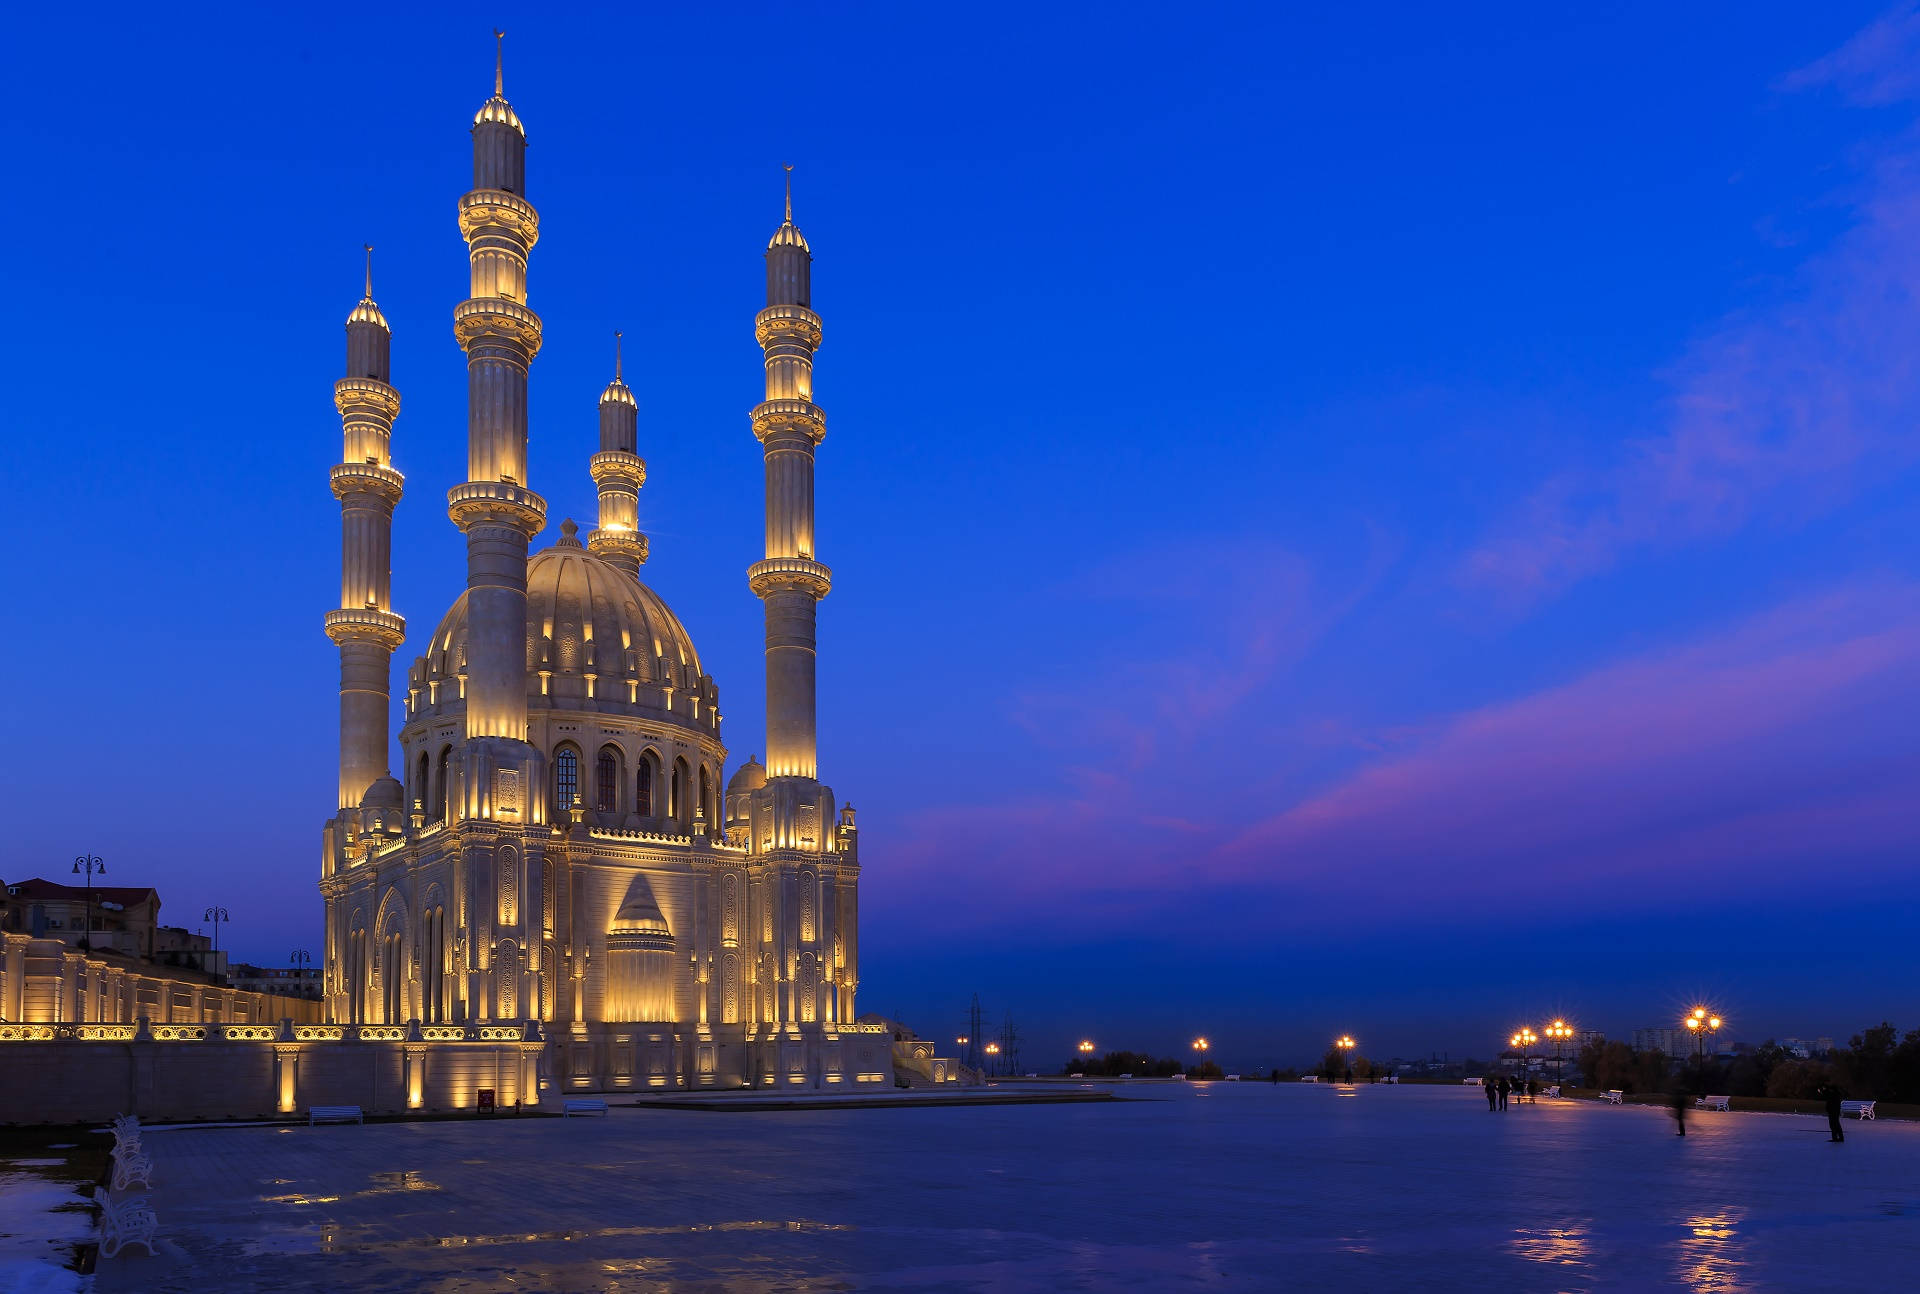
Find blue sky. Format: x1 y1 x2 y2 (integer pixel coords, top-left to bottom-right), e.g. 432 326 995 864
9 3 1918 1068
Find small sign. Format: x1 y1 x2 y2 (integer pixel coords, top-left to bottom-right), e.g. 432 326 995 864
477 1087 495 1112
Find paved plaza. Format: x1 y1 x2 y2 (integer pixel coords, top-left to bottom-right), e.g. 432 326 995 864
94 1084 1920 1291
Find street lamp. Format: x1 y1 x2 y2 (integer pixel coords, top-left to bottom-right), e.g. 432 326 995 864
1078 1039 1096 1054
1543 1020 1575 1085
71 855 105 952
983 1040 1001 1076
1510 1028 1538 1082
1684 1007 1723 1070
291 949 313 998
203 906 230 979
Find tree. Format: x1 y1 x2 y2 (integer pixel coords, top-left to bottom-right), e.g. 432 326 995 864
1766 1059 1836 1100
1189 1060 1223 1080
1320 1046 1346 1080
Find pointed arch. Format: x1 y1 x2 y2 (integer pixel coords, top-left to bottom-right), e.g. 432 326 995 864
595 744 622 814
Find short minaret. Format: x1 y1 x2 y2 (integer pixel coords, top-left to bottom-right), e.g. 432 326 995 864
324 246 406 809
748 167 832 781
448 30 546 744
586 331 649 577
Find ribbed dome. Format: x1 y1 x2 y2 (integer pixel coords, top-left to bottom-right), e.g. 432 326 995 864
348 296 389 328
474 95 524 133
767 219 810 251
610 874 671 935
600 376 636 408
415 522 703 717
726 756 766 795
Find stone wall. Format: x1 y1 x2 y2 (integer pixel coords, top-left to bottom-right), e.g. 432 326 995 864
0 1020 545 1124
0 934 324 1026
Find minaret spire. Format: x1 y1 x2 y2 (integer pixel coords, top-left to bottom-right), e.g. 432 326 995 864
588 327 648 577
784 163 793 223
750 175 828 780
325 249 406 811
494 29 505 97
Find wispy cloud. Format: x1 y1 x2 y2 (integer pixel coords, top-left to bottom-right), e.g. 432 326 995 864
1464 13 1920 599
878 581 1920 938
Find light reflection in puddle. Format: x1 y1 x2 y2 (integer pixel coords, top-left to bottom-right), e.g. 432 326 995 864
304 1217 852 1257
1677 1211 1746 1292
1509 1225 1590 1267
260 1170 438 1208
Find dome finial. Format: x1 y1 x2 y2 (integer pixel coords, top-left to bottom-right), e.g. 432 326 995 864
561 517 579 540
614 329 623 381
783 163 793 224
494 29 505 97
363 243 374 300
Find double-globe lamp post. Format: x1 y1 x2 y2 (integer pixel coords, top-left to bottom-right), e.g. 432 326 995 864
1336 1034 1356 1080
1510 1028 1538 1081
71 855 105 952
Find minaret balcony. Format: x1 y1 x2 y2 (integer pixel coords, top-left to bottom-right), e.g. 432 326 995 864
330 461 405 505
747 556 832 600
754 305 822 349
324 607 407 651
447 480 547 534
751 399 826 444
587 527 649 566
333 377 401 421
588 450 647 489
458 189 540 247
454 297 544 357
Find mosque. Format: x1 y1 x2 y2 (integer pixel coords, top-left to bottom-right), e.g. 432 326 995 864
318 41 884 1091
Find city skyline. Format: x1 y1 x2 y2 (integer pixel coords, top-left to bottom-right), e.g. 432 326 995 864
9 4 1918 1066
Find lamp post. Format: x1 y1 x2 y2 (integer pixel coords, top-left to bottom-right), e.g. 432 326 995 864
1509 1028 1538 1084
1543 1020 1574 1086
203 906 230 980
1077 1039 1096 1072
71 855 105 952
291 948 313 998
1684 1007 1722 1073
1335 1034 1356 1081
983 1040 1001 1077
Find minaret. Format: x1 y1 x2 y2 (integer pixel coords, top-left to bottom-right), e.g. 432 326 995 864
749 167 832 781
324 245 406 809
449 30 546 745
586 331 649 577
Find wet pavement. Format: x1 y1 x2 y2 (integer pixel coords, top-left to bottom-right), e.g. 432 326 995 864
93 1083 1920 1291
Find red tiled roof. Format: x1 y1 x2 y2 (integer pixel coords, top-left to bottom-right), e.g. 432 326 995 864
5 878 160 906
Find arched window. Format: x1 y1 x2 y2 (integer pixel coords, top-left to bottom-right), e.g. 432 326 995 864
554 746 579 814
415 751 429 815
673 758 690 829
636 757 654 817
596 748 619 813
434 746 452 822
699 766 714 826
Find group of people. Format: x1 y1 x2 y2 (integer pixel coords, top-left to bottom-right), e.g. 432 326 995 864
1481 1075 1541 1109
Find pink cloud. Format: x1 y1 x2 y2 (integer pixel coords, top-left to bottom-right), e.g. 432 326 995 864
874 582 1920 938
1465 17 1920 598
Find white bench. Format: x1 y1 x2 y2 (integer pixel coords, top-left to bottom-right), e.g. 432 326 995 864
1695 1094 1731 1112
1841 1100 1877 1120
110 1148 152 1193
308 1105 364 1125
98 1193 157 1259
1544 1085 1561 1099
1604 1090 1625 1104
563 1097 609 1117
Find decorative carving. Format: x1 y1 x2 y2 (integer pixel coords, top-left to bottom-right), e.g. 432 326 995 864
493 769 522 819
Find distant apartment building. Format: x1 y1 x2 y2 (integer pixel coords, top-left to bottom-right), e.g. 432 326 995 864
0 876 318 1025
228 964 322 1001
1634 1026 1733 1060
1778 1037 1836 1058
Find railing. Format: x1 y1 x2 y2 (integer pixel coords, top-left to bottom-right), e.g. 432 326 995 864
216 1025 279 1041
150 1024 207 1041
0 1020 536 1044
294 1025 346 1042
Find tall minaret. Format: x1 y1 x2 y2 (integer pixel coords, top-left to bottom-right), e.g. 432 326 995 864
324 246 406 809
749 167 832 781
449 30 546 746
586 331 649 577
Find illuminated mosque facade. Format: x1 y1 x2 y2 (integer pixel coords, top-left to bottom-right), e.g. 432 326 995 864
318 43 884 1091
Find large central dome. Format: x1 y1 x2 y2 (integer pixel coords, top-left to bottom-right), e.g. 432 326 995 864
406 521 709 724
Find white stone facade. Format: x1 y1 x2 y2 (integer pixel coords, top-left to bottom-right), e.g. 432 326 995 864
319 44 876 1092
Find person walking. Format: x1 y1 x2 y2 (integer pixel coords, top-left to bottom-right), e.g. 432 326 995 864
1484 1075 1497 1111
1525 1077 1538 1104
1497 1075 1510 1110
1816 1082 1845 1143
1670 1078 1689 1137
